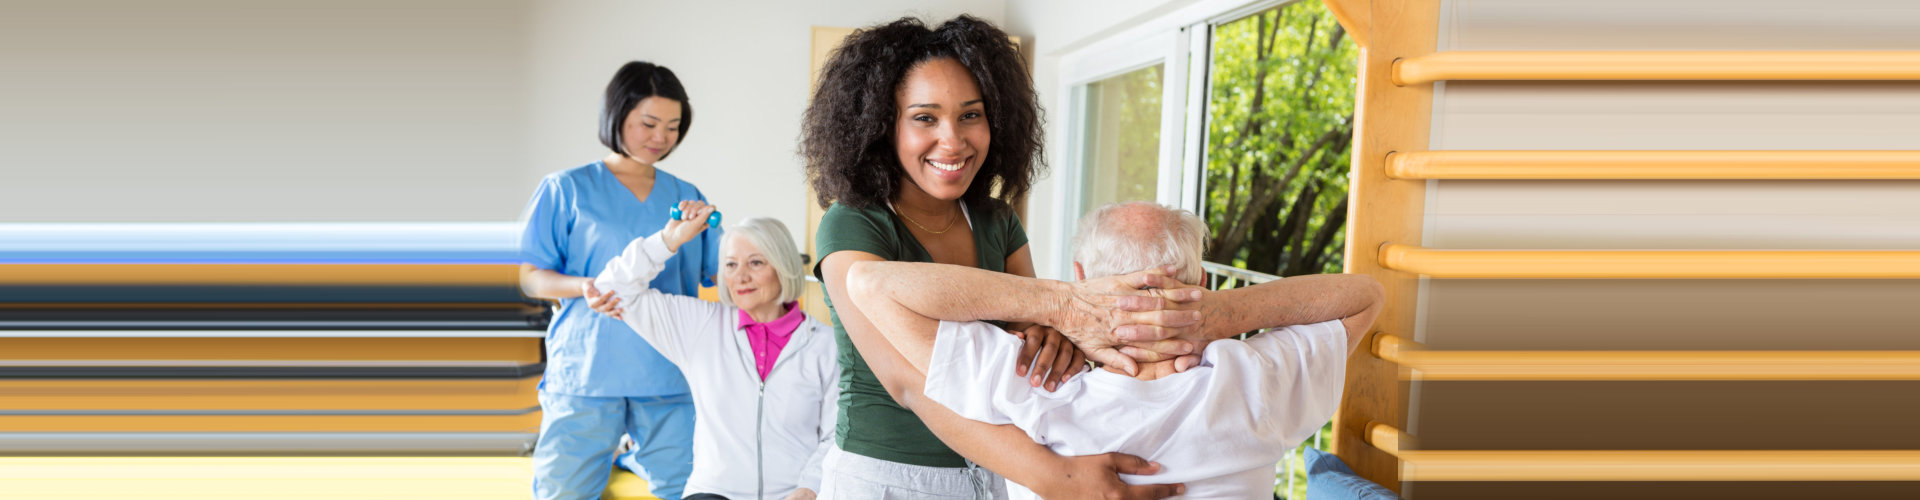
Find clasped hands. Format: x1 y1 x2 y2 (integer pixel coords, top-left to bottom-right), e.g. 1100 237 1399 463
1014 267 1211 389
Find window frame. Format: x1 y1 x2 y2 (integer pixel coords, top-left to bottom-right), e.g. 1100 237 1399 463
1049 0 1294 277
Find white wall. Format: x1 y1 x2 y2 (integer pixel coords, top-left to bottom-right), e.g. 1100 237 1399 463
524 0 1006 252
1 0 1256 279
1 0 536 223
0 0 1006 255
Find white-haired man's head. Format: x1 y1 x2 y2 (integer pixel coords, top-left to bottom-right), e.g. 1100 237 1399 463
1070 202 1208 285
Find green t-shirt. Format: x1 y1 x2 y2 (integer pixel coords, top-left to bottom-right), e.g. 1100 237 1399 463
812 200 1030 468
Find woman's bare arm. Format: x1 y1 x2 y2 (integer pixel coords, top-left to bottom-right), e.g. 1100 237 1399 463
822 252 1184 499
519 264 591 300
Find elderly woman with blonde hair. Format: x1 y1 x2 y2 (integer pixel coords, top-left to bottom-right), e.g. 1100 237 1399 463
590 200 837 500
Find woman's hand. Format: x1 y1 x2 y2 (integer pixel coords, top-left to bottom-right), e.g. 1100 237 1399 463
1013 324 1088 391
582 280 624 320
662 200 716 252
782 488 816 500
1031 453 1185 500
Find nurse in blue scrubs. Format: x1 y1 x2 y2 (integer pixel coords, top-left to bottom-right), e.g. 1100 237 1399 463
519 61 716 500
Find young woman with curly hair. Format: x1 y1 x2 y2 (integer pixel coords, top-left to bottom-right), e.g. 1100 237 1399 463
802 15 1189 500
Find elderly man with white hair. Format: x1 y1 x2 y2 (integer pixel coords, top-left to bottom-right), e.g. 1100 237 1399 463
844 202 1382 498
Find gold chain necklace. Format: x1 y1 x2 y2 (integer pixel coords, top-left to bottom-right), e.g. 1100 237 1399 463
895 203 959 234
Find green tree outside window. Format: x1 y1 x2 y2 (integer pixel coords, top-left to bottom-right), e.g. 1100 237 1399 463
1205 0 1357 278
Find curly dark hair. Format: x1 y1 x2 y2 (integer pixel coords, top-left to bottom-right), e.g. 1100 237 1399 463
800 15 1044 212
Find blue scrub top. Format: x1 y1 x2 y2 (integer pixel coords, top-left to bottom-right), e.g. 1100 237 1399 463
520 162 720 397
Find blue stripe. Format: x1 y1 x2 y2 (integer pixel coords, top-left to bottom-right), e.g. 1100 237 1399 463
0 223 523 265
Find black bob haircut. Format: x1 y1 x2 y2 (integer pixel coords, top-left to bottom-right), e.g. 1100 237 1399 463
801 15 1044 212
600 61 692 160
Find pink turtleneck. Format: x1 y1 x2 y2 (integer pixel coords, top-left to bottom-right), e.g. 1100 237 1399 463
738 302 804 381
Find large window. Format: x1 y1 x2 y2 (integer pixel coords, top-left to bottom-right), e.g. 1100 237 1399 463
1202 1 1357 276
1056 0 1357 279
1077 64 1165 214
1058 4 1358 493
1053 23 1195 275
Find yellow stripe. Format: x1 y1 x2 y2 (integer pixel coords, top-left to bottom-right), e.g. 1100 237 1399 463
0 458 663 500
0 413 540 432
0 457 538 500
0 264 520 286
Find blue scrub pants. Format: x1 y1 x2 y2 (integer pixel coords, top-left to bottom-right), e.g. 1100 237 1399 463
533 391 695 500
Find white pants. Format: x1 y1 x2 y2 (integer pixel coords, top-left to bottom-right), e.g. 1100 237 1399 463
819 444 1008 499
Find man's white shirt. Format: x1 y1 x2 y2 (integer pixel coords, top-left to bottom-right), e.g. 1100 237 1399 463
923 319 1348 499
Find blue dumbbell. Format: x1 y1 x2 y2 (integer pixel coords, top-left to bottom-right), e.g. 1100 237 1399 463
669 206 722 228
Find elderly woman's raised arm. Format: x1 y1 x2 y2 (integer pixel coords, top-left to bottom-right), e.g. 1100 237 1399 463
589 202 728 364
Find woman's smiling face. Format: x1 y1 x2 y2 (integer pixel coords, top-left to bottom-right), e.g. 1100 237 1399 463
622 96 683 165
892 58 990 202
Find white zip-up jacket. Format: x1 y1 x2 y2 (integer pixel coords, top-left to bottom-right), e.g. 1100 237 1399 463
594 234 839 499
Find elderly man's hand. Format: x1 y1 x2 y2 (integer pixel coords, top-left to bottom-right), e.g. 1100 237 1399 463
1112 282 1213 372
1057 267 1204 375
